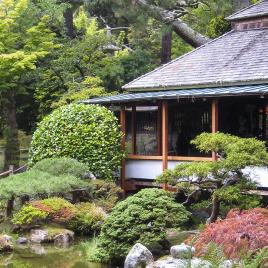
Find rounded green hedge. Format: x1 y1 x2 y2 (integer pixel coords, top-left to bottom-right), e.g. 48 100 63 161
28 104 123 179
90 188 190 262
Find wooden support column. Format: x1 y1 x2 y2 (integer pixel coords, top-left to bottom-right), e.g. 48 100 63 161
162 101 168 190
120 107 126 193
212 99 219 161
131 105 137 154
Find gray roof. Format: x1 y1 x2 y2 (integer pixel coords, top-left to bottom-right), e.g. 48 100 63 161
226 0 268 21
81 84 268 104
122 28 268 91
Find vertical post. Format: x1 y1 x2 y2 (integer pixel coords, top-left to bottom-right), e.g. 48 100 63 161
120 107 126 193
131 105 137 154
162 101 168 190
212 99 219 161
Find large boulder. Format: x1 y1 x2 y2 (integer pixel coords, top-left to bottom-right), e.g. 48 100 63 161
30 229 50 243
54 230 74 247
150 257 189 268
124 243 154 268
16 236 28 244
170 244 195 259
0 235 13 252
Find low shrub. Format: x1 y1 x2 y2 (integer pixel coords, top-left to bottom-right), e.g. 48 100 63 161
68 203 106 234
90 180 123 212
89 188 190 262
12 205 48 226
192 208 268 259
32 158 90 178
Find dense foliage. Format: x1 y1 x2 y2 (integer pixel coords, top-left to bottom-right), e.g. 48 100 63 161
12 197 106 234
28 104 123 179
157 132 268 222
192 208 268 259
32 157 90 178
90 188 190 262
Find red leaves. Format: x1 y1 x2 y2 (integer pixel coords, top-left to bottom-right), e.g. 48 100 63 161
193 208 268 259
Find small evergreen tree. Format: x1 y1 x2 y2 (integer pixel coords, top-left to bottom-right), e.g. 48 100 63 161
157 132 268 223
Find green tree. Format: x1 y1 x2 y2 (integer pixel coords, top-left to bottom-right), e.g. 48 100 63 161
157 132 268 223
0 0 57 169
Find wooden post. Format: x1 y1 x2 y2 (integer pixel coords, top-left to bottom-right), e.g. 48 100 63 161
212 99 219 161
120 107 126 193
162 101 168 190
131 105 137 154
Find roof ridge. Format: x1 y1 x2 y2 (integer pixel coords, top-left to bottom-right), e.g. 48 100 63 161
123 30 236 90
226 0 266 20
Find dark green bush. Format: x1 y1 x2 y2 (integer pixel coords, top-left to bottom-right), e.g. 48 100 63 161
90 179 123 212
28 104 123 179
89 188 190 262
32 157 90 178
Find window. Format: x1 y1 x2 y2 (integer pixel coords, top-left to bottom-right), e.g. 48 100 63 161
168 101 211 157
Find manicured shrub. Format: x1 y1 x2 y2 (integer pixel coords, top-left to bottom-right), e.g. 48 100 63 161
32 157 90 178
90 179 123 212
90 188 190 262
192 208 268 259
28 104 123 179
12 205 49 226
68 203 106 234
0 169 88 200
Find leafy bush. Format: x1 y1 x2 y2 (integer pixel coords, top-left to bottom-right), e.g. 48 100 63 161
32 157 90 178
12 205 48 226
90 179 123 212
192 208 268 259
28 104 123 179
0 169 88 200
90 188 190 262
68 203 106 234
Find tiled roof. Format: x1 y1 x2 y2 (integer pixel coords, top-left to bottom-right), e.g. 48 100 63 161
81 84 268 104
123 28 268 91
226 0 268 21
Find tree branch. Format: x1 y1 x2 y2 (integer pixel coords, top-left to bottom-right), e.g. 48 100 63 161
135 0 210 47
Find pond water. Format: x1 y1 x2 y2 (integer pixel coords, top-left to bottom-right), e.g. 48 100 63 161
0 240 111 268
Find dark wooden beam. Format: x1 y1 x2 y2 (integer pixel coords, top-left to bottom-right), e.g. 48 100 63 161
212 99 219 161
120 107 126 193
131 105 137 154
162 101 168 190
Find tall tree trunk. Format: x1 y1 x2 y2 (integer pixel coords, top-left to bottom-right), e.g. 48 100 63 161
233 0 250 12
207 197 220 224
161 31 172 64
4 90 20 171
136 0 210 47
64 8 76 38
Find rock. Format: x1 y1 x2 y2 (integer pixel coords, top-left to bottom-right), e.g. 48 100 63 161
54 230 74 247
170 243 195 259
219 260 235 268
30 229 50 243
191 258 213 268
149 257 189 268
124 243 154 268
16 237 28 244
0 234 13 252
166 229 199 246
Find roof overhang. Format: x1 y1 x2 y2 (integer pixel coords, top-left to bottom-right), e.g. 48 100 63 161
80 84 268 105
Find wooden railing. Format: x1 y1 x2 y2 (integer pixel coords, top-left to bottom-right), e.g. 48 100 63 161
0 164 27 178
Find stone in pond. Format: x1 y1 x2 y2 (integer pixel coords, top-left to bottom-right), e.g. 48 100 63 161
30 229 50 243
16 237 28 244
0 234 13 252
170 243 195 259
150 257 189 268
191 258 213 268
54 230 74 247
124 243 154 268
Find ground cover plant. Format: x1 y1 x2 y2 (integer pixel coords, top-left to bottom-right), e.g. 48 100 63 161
12 197 106 234
28 104 123 179
192 208 268 259
157 132 268 223
89 188 190 263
